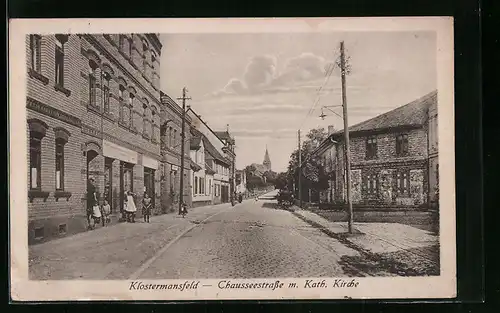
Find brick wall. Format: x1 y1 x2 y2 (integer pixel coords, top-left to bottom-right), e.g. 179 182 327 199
26 34 87 243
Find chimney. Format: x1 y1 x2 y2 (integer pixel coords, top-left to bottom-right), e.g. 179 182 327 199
328 125 335 135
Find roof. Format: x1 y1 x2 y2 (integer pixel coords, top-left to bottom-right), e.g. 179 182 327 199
310 90 437 158
334 90 437 136
191 127 230 165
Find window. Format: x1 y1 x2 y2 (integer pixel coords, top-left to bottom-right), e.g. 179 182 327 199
30 136 42 190
395 170 410 195
118 85 125 122
151 111 156 141
396 134 409 156
128 38 133 58
169 127 173 147
55 139 65 190
173 129 177 147
366 136 378 159
143 103 148 135
194 177 198 194
129 93 135 128
54 35 67 86
30 35 42 72
88 61 98 107
142 44 148 74
103 73 111 113
119 35 126 53
366 174 379 195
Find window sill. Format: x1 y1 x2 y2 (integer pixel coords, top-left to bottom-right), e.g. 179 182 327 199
88 104 102 114
130 126 139 134
54 191 72 202
118 121 129 130
28 69 49 85
28 190 50 203
103 112 116 122
54 84 71 97
142 133 150 140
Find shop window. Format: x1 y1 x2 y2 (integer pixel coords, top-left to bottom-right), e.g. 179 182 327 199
366 136 377 159
396 134 409 156
30 35 42 73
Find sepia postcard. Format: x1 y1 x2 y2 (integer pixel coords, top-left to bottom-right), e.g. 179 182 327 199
9 17 455 301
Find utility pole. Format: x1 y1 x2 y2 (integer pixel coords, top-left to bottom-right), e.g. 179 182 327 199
298 129 302 208
177 87 191 215
340 41 354 233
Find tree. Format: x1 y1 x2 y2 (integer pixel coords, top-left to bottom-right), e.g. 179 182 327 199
286 127 330 201
274 172 289 190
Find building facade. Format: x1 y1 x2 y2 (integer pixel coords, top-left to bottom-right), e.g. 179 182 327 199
235 170 247 195
188 109 233 204
26 33 163 244
160 92 192 211
312 90 438 209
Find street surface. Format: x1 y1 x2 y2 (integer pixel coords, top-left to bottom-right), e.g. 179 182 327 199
29 190 360 280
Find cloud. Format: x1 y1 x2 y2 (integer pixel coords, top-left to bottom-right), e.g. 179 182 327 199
206 52 335 99
243 55 277 90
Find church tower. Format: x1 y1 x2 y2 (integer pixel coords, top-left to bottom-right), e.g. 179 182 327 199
263 145 271 171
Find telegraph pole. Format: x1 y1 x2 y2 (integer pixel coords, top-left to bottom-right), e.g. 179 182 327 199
177 87 191 215
298 129 302 208
340 41 354 233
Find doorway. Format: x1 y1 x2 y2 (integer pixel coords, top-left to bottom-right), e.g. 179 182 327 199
144 167 156 208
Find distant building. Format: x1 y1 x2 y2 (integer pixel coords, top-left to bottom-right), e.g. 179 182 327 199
311 90 438 209
235 170 247 194
249 146 273 179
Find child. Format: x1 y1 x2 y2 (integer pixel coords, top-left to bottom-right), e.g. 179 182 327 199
142 193 152 223
92 202 102 227
101 199 111 226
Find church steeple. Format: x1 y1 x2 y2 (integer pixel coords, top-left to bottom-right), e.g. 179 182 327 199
263 145 271 171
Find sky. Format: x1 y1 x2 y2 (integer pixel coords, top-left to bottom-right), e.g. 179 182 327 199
160 31 437 173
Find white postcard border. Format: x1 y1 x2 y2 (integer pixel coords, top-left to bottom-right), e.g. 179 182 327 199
9 17 455 301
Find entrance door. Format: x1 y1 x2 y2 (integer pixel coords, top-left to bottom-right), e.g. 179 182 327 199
144 167 155 207
104 158 113 211
120 161 133 212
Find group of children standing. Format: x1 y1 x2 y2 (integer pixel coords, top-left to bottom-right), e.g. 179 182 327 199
86 178 154 230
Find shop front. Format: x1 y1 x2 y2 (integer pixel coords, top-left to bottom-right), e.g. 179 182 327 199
102 140 138 218
143 155 159 212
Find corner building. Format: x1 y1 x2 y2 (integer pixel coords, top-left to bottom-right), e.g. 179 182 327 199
26 33 163 244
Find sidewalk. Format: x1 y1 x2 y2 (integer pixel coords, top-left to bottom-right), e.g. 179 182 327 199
29 202 233 280
293 209 440 276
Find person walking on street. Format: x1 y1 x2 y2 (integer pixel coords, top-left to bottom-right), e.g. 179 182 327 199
124 191 137 223
142 192 152 223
